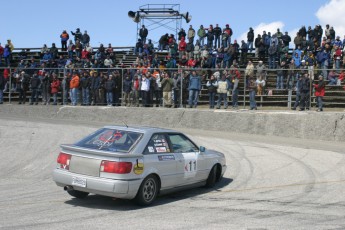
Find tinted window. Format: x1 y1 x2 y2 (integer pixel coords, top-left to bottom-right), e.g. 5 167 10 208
75 128 142 153
144 134 171 154
168 134 199 153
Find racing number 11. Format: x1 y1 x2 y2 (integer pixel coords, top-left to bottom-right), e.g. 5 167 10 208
187 160 197 172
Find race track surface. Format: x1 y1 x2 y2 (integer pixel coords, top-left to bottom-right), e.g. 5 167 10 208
0 117 344 230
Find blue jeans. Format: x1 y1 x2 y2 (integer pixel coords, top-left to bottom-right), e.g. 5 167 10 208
293 92 301 109
269 55 276 69
31 88 39 103
0 89 3 103
106 92 113 105
247 41 253 52
217 93 228 108
276 75 284 89
71 88 78 106
328 77 337 85
199 36 205 46
317 96 323 110
68 51 73 60
188 89 199 107
82 88 90 105
232 88 239 107
214 36 221 48
249 91 257 109
52 93 58 104
208 92 216 108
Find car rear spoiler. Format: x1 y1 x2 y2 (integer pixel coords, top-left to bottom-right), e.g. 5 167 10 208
60 144 143 158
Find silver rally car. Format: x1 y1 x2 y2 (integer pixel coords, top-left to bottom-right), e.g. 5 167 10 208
53 126 227 206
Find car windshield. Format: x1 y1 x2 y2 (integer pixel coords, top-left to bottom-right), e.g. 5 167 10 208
74 128 142 153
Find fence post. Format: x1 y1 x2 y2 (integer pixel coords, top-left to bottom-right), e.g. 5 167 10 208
9 68 12 104
288 89 292 109
243 73 246 109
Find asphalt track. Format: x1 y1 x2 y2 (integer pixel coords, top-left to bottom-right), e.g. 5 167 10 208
0 116 345 230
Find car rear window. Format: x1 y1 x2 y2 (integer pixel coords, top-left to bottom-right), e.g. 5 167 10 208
75 128 142 153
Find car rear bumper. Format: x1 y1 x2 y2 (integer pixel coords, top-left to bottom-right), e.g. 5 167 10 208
53 168 142 199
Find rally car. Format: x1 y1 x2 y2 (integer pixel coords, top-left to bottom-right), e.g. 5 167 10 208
53 126 227 206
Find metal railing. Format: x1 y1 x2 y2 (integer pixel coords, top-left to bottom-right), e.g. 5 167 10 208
0 67 344 108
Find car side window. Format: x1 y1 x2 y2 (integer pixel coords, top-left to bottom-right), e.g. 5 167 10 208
168 134 199 153
144 134 171 154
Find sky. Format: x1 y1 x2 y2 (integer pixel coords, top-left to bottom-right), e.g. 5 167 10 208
2 0 343 49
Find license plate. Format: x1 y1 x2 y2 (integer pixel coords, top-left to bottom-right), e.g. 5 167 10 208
72 177 87 188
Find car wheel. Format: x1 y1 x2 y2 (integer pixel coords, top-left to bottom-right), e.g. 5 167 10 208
67 190 89 199
135 175 159 206
205 165 217 188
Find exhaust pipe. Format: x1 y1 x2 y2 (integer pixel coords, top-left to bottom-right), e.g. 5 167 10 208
64 185 73 191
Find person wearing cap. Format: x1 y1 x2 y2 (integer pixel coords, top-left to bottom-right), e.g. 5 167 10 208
71 28 82 42
60 30 69 51
313 75 325 112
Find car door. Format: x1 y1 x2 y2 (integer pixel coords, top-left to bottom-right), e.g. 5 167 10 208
143 133 180 189
167 133 206 185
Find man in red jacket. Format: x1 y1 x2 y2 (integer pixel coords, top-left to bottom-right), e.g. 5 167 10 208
313 75 325 112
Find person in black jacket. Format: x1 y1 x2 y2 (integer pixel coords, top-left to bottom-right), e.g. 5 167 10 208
105 75 115 106
247 27 254 53
299 73 310 111
30 72 41 105
213 24 222 49
71 28 82 42
139 25 148 45
90 71 101 105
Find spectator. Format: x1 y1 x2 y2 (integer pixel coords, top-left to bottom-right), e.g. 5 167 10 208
139 25 148 45
122 73 132 107
248 77 257 110
81 30 90 46
3 44 11 66
70 72 80 106
80 71 91 106
255 60 267 80
178 28 186 41
90 71 101 105
327 70 338 85
222 24 233 48
67 40 75 60
254 34 262 58
299 73 310 111
41 72 52 105
216 74 229 109
61 72 71 105
213 24 222 49
197 25 206 46
313 75 325 112
140 73 150 107
30 72 41 105
105 75 115 106
281 31 291 47
186 38 194 59
268 41 278 69
188 70 201 108
178 37 187 59
131 74 140 107
17 71 30 104
75 40 82 58
0 43 3 66
60 30 69 51
169 38 178 59
161 72 174 108
188 25 195 43
206 73 218 109
247 27 254 53
112 71 122 106
50 73 60 105
50 43 59 60
0 72 4 104
104 55 114 68
240 40 248 65
206 28 214 49
159 33 169 51
71 28 82 42
256 75 266 96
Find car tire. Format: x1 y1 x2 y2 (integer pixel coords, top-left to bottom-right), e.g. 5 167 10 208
135 175 159 206
205 165 217 188
67 190 89 199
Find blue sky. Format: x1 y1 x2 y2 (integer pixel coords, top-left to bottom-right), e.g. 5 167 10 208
2 0 340 49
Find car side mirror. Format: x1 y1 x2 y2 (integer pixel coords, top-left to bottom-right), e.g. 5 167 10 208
199 146 206 153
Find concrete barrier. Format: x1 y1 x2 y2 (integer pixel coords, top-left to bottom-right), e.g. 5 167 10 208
0 105 344 142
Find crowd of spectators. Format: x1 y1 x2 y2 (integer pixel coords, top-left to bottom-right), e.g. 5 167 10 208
0 23 345 110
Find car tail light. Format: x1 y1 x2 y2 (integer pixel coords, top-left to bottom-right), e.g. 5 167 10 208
100 161 132 174
57 152 71 170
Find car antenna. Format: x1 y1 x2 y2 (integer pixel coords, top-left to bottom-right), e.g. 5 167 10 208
122 120 128 128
